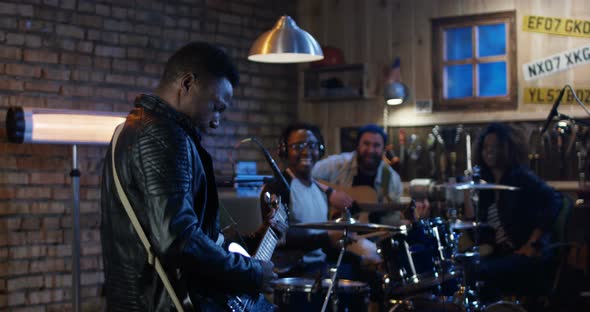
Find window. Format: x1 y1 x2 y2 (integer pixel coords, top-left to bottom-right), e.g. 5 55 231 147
432 11 517 111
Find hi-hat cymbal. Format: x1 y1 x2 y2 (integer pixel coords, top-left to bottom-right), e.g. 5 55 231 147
292 219 410 233
448 180 519 191
449 220 491 230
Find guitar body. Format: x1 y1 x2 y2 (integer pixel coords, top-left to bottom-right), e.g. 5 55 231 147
225 293 274 312
318 180 411 222
220 194 288 312
221 244 275 311
330 185 378 223
202 291 273 312
339 185 379 204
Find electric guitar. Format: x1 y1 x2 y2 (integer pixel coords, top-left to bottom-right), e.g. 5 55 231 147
223 193 288 312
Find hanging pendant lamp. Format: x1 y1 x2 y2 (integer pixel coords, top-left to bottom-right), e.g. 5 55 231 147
248 15 323 63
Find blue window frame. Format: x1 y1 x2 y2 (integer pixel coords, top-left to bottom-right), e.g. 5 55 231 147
432 11 516 110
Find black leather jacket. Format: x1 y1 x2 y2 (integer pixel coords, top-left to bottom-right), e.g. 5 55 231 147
101 94 263 312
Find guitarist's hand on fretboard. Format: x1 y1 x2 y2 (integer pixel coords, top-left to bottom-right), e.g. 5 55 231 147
261 207 288 246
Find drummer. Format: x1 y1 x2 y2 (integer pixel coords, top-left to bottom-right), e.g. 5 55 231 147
260 122 384 309
464 123 562 299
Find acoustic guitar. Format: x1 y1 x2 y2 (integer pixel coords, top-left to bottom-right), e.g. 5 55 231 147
318 181 412 222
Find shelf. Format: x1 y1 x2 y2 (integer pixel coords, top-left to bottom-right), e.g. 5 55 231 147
304 63 364 72
304 95 375 102
303 63 368 102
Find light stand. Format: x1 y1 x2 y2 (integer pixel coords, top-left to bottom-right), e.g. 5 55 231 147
71 145 81 312
6 107 126 312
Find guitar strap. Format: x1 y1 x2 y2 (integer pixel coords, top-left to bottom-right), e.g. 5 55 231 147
111 124 186 312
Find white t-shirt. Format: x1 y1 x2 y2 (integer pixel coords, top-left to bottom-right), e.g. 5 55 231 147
289 177 328 263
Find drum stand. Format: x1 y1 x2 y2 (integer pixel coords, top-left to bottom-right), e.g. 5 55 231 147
321 209 357 312
321 228 354 312
453 176 484 311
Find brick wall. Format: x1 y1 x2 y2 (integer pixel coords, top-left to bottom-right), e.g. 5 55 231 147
0 0 298 311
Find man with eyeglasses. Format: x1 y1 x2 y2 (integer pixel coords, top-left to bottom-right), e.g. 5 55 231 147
260 123 383 309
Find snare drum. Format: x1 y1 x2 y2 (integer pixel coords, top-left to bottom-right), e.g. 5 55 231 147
272 277 369 312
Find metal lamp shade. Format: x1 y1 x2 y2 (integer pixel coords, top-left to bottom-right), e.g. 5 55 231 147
248 15 324 63
384 82 409 105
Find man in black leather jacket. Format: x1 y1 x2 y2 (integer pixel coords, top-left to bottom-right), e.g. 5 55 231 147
101 42 276 311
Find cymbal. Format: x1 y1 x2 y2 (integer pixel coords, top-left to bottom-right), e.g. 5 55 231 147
292 220 410 233
449 220 491 230
448 180 519 191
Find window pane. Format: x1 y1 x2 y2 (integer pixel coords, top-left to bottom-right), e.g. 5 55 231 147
445 27 472 61
477 23 506 57
478 61 507 96
445 64 473 98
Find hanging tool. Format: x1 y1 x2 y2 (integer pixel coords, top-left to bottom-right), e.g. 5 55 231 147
432 126 447 181
398 129 406 165
554 120 571 178
408 134 422 161
528 126 542 175
465 132 472 177
427 132 437 178
407 134 422 179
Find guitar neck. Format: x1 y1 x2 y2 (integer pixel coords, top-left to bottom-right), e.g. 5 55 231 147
253 228 278 261
253 198 287 262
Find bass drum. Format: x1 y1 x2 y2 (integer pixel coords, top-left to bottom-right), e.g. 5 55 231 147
272 277 369 312
483 301 527 312
388 295 464 312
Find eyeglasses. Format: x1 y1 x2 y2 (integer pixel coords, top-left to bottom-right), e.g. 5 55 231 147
288 141 321 152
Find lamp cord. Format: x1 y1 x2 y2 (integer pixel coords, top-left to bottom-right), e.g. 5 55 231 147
562 84 590 116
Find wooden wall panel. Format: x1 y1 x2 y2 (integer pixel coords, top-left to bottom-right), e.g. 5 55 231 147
297 0 590 153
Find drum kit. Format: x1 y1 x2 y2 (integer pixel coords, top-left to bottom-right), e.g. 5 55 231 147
272 176 525 312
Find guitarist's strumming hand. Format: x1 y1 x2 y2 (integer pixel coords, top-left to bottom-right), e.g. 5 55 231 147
260 260 278 293
328 190 354 214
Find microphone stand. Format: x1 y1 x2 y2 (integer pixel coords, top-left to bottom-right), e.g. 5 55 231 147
237 137 291 193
